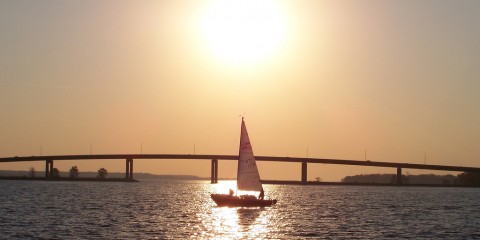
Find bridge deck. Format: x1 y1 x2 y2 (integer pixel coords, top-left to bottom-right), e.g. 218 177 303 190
1 154 479 172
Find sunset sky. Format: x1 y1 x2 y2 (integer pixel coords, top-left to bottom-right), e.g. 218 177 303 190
1 0 479 181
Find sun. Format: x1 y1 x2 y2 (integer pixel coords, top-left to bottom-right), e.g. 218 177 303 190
200 0 288 65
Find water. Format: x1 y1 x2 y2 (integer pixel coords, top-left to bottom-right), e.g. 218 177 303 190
1 180 480 239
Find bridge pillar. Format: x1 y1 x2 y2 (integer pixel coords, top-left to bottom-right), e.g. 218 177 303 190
45 160 50 178
50 160 53 177
214 159 218 183
125 158 133 180
130 159 133 180
126 159 129 179
211 159 218 184
396 167 402 185
50 160 54 178
301 160 307 185
45 159 54 178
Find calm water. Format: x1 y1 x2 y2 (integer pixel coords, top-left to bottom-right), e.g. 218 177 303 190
1 180 480 239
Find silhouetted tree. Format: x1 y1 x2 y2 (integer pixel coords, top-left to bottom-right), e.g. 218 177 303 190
97 168 108 179
402 175 409 184
29 167 35 178
69 166 79 178
390 175 396 184
457 172 480 186
343 173 455 185
52 168 60 178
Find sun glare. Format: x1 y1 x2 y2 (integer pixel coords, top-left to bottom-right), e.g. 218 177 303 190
200 0 287 65
213 180 261 197
213 180 237 194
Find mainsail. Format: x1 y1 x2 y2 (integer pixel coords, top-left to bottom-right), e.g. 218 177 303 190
237 118 263 192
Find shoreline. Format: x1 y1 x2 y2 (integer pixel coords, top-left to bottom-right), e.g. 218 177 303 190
1 177 477 187
0 176 138 182
262 180 478 187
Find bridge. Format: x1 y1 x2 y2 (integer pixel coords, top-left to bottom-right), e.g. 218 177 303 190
2 154 480 185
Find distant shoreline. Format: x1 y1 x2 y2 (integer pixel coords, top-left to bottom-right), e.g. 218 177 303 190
262 180 479 187
0 170 209 181
1 170 478 187
0 176 138 182
1 177 478 187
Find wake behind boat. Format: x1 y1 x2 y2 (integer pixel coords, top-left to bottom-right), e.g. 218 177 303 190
211 118 277 207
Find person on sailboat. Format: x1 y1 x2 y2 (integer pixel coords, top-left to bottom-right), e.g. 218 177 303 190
259 188 264 200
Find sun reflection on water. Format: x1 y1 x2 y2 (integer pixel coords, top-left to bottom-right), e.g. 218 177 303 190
205 205 272 239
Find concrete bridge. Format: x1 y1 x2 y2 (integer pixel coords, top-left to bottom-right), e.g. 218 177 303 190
1 154 480 185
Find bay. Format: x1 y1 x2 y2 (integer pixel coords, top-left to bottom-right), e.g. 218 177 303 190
1 180 479 239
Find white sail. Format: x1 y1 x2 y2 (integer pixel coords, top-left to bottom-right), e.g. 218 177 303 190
237 119 263 192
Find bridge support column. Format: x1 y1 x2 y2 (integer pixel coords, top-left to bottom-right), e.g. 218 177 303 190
45 160 50 178
125 158 133 180
130 159 133 180
396 167 402 185
211 159 218 184
302 160 307 185
214 159 218 183
45 159 53 178
50 160 54 178
126 159 129 179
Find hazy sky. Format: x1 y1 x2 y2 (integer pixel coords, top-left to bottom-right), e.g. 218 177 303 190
1 0 480 181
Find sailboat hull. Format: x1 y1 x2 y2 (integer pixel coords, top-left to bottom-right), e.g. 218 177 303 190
211 194 277 207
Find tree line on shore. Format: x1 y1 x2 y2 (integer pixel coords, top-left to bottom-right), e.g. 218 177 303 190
0 168 206 180
342 172 480 186
26 166 108 179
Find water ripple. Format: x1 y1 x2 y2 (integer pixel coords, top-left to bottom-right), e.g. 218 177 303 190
1 181 480 239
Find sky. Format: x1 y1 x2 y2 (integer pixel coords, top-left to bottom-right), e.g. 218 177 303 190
1 0 480 181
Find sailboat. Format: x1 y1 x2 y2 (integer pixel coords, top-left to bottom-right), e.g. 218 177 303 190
211 118 277 207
